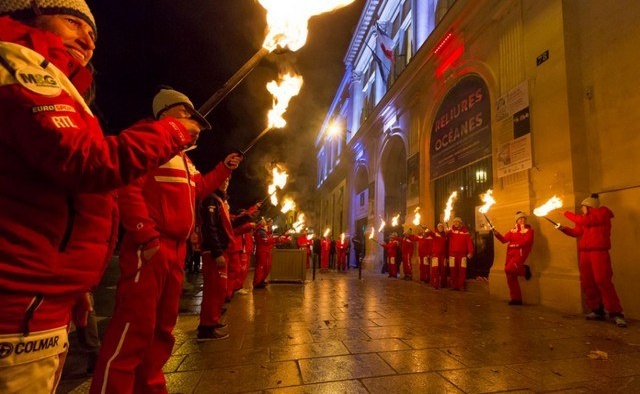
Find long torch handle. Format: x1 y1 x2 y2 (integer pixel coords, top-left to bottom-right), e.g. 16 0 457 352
240 126 272 155
482 213 493 228
197 48 270 118
543 216 560 227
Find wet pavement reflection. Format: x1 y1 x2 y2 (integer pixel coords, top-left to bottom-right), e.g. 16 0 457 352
59 261 640 393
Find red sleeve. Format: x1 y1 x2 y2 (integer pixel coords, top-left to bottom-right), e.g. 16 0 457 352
493 231 508 244
195 162 232 201
561 224 582 238
117 174 160 245
1 82 192 192
233 222 255 236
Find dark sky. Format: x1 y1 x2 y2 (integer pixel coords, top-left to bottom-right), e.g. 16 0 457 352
89 0 364 213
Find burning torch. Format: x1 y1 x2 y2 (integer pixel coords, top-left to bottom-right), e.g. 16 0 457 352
263 166 288 205
198 0 356 117
443 191 458 228
478 189 496 229
533 196 564 228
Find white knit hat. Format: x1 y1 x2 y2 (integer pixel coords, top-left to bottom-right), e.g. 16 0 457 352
452 217 462 224
152 87 211 130
0 0 97 37
515 211 527 222
581 194 600 208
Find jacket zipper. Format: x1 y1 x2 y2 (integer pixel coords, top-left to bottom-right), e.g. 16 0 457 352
59 196 76 252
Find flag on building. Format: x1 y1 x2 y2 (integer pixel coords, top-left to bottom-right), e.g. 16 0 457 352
376 23 395 62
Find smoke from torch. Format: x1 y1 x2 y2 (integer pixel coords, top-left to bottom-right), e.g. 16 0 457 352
443 191 458 223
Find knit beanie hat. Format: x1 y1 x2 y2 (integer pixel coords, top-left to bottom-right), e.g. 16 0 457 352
515 211 527 222
452 217 462 224
581 193 600 208
0 0 97 37
152 87 211 130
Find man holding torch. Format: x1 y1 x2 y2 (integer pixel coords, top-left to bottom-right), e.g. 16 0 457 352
555 194 627 327
400 228 419 280
447 217 474 291
490 211 534 305
91 88 243 393
417 228 433 283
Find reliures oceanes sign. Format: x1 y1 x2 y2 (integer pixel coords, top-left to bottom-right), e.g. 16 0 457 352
430 76 491 179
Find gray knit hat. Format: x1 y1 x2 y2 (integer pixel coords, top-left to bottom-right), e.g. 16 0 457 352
0 0 97 37
581 194 600 208
153 87 212 130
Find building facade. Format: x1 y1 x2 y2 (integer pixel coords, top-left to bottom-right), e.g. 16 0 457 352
315 0 640 317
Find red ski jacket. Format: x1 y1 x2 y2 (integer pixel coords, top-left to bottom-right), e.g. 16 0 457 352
447 225 474 255
562 207 614 251
494 225 534 258
0 17 191 296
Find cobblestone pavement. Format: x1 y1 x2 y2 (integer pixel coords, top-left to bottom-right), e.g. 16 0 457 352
59 268 640 393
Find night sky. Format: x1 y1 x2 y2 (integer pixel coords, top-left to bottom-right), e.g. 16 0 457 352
89 0 364 215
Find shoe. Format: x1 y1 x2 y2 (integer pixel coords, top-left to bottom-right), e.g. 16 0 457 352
197 326 229 342
585 311 606 321
613 316 628 328
237 289 250 295
524 265 532 281
214 323 228 329
508 300 523 306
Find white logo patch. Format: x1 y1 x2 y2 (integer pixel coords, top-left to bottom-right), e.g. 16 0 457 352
15 65 61 96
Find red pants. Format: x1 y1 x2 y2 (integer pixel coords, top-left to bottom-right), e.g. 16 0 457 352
320 254 329 270
253 250 271 285
235 252 250 290
336 251 347 270
505 254 527 301
401 252 413 278
91 237 185 394
448 253 468 290
430 255 446 289
387 257 398 278
225 251 241 298
418 255 429 282
579 250 623 314
199 252 229 327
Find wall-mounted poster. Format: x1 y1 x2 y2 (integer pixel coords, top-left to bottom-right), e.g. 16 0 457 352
430 75 492 179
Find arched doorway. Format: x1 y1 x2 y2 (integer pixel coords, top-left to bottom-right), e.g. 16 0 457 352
380 133 407 230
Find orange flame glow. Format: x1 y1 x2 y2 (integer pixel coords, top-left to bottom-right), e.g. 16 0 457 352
292 213 306 232
378 219 386 233
533 196 563 216
369 227 375 239
259 0 356 52
478 189 495 214
391 214 400 227
280 198 295 213
266 73 303 129
443 191 458 223
323 228 331 237
340 233 345 243
267 166 288 205
412 207 421 226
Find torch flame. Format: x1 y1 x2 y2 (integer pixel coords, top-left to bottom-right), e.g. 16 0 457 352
266 73 303 129
292 213 306 232
478 189 496 214
443 191 458 223
280 198 295 213
259 0 356 52
412 207 421 226
391 214 400 227
378 219 386 232
369 227 375 239
340 233 345 243
533 196 563 216
323 228 331 237
267 166 288 206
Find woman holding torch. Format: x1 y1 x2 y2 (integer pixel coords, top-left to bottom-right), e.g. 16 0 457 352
556 194 627 327
491 211 534 305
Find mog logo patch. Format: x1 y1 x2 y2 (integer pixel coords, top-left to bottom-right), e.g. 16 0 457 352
15 66 62 96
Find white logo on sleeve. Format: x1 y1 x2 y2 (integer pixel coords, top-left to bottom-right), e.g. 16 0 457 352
16 65 62 96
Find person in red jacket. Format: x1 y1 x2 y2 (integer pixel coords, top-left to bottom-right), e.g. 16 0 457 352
417 228 433 283
320 235 331 271
297 229 312 268
226 206 261 299
230 208 259 295
491 211 534 305
91 89 242 393
400 228 419 280
379 233 400 278
0 3 201 392
335 235 349 271
253 218 288 287
447 217 474 290
557 194 626 327
429 223 448 289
